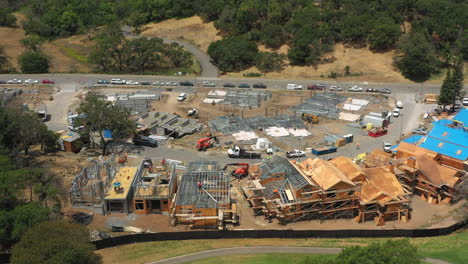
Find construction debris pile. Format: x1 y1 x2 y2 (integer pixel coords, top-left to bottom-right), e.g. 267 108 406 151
203 89 272 109
208 114 309 140
290 92 346 119
243 155 411 225
138 111 202 138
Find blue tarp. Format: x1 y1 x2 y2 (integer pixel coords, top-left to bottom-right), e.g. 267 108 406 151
431 119 453 126
427 125 468 148
103 129 113 139
420 137 468 161
390 135 424 151
453 109 468 128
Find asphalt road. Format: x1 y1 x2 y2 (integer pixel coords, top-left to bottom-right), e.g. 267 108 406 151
121 25 219 78
146 246 451 264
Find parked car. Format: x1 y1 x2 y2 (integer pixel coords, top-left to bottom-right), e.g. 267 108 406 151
288 83 303 90
329 86 339 91
238 83 250 88
223 83 235 88
179 81 194 86
126 80 139 85
140 81 151 85
253 83 267 88
348 86 362 92
366 88 377 93
412 128 428 135
97 80 109 84
396 101 403 108
286 149 306 158
307 84 324 90
392 108 400 117
24 79 39 84
168 81 178 86
0 80 6 84
383 142 392 153
462 97 468 106
7 79 22 84
111 78 125 85
202 81 215 87
177 93 187 102
379 88 391 94
133 136 158 148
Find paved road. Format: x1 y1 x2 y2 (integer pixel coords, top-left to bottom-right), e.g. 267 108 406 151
121 25 219 78
146 246 451 264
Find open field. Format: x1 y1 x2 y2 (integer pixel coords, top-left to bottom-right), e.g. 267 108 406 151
96 229 467 264
140 16 221 52
0 13 90 73
189 254 335 264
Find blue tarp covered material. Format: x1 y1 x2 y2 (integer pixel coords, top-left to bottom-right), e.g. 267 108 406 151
431 119 453 126
453 109 468 128
390 135 424 151
103 129 112 139
417 124 468 160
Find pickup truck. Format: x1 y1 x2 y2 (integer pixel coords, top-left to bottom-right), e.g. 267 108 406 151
286 149 306 158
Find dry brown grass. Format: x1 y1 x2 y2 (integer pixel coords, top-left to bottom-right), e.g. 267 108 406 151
0 13 90 73
140 16 221 52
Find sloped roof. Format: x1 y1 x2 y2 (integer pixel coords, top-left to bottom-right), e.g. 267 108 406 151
296 158 356 191
414 154 460 188
453 109 468 128
330 156 366 182
427 124 468 148
420 136 468 161
360 167 406 204
396 142 439 159
259 156 312 190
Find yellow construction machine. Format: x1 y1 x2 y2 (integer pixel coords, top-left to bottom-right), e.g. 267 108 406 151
302 113 319 124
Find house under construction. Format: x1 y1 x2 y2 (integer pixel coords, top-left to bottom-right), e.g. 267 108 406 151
132 159 178 214
104 167 138 213
244 156 412 225
357 166 411 225
244 156 360 223
172 161 237 229
395 142 464 204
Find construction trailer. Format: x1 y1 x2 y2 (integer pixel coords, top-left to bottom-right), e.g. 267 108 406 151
244 156 360 223
395 142 464 204
132 159 178 215
357 166 411 225
104 167 138 213
172 161 237 229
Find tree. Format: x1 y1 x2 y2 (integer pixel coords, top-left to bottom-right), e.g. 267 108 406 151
255 52 286 73
0 8 17 27
77 92 135 155
18 51 50 73
21 35 44 52
9 202 50 242
438 69 452 110
450 57 465 110
127 12 147 34
394 32 439 82
369 23 401 51
165 42 193 68
11 221 101 264
259 24 286 49
336 240 422 264
208 36 258 72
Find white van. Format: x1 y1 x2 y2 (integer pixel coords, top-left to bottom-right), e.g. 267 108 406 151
287 83 303 90
177 93 187 102
111 78 125 85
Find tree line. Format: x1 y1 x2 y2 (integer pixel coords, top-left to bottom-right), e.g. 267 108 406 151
89 25 193 74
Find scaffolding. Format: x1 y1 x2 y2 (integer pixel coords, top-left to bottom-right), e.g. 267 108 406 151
173 161 236 229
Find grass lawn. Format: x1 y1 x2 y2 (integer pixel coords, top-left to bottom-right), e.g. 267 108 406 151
97 229 467 264
188 254 335 264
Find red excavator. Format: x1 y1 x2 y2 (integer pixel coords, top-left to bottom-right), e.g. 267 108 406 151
223 163 250 179
196 134 217 151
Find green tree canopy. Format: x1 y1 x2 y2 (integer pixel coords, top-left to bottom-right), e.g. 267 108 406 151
0 8 17 27
208 36 258 72
18 51 50 74
77 92 135 155
11 221 101 264
394 32 439 82
369 22 401 51
255 51 286 73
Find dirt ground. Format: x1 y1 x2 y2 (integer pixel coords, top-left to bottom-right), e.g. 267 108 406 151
8 84 54 105
140 16 221 52
0 13 90 73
